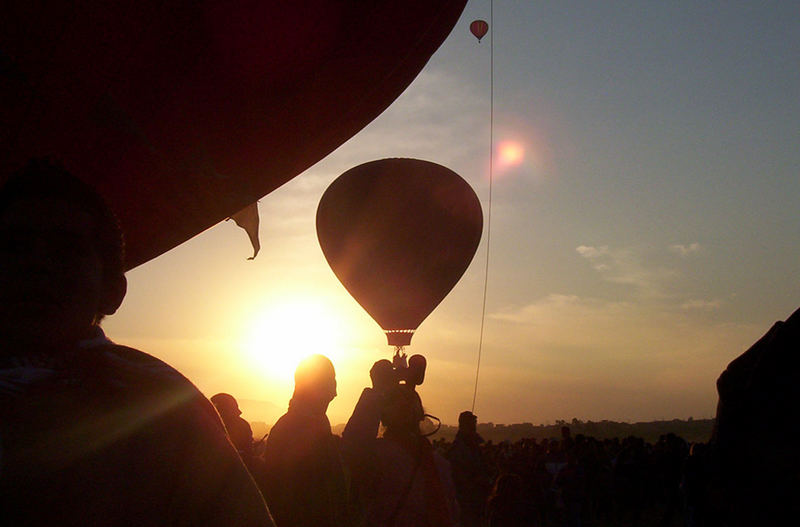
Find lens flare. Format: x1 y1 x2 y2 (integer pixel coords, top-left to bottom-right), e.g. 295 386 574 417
497 141 525 169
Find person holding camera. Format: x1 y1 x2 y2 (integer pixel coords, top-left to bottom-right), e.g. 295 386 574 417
342 355 459 527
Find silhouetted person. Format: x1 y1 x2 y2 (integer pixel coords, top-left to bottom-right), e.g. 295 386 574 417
486 473 527 527
683 442 711 527
211 392 254 459
0 159 273 525
262 354 350 527
343 361 459 527
711 306 800 525
447 410 491 527
557 448 586 527
561 425 574 454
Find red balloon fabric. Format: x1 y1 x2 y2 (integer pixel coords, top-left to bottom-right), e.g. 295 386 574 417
316 159 483 347
470 19 489 42
0 1 466 269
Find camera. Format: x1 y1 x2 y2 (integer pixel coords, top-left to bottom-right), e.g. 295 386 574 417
370 352 426 390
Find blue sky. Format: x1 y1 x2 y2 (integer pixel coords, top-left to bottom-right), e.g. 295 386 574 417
105 2 799 425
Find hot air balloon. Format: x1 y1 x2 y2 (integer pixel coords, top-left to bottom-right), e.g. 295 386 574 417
316 158 483 350
1 1 467 269
470 19 489 42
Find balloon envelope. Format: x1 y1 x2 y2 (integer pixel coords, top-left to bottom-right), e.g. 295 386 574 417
1 1 466 269
470 19 489 41
316 159 483 347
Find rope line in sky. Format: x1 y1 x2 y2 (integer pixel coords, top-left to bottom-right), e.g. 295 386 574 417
472 0 494 413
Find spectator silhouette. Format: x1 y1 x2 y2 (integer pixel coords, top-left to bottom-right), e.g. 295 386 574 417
682 442 711 527
447 410 491 527
711 306 800 525
0 159 272 525
561 425 574 453
486 473 527 527
343 361 459 527
211 392 254 459
262 354 350 527
557 447 586 527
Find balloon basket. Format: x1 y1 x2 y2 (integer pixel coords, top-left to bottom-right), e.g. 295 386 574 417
385 329 414 347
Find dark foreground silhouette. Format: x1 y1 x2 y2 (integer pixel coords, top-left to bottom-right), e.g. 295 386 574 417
712 305 800 526
0 160 272 526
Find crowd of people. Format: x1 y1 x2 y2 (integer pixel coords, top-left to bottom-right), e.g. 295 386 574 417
0 159 796 526
216 381 715 527
435 425 702 527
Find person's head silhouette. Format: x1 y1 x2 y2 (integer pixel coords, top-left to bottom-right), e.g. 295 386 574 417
291 354 337 413
458 410 478 434
0 159 127 351
211 393 242 418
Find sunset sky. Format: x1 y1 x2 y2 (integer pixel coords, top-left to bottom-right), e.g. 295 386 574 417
104 2 799 427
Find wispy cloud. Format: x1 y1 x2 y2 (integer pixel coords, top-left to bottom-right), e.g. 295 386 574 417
491 293 583 324
575 245 675 297
575 245 609 260
669 243 701 257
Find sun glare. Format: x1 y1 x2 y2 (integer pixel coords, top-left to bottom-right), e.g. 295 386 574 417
242 298 346 383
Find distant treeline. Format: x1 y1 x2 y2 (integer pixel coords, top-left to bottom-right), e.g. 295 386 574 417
253 417 715 444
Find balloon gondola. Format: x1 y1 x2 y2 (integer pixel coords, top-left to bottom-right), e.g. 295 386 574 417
316 158 483 356
1 1 467 269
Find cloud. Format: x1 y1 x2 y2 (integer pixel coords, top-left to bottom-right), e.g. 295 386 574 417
669 243 701 257
491 294 582 324
575 245 609 259
575 245 675 297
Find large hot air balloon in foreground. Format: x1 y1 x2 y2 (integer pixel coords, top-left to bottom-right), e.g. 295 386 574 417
316 158 483 350
1 1 467 269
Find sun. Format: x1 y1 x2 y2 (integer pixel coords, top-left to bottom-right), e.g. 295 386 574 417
241 297 345 383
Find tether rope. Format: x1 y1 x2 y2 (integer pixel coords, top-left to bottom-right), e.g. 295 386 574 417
472 0 494 413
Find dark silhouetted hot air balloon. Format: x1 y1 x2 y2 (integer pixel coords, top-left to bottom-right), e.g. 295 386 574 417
470 19 489 42
1 1 467 269
316 158 483 348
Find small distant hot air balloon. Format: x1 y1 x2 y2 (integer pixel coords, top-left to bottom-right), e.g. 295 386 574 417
316 159 483 350
470 19 489 42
